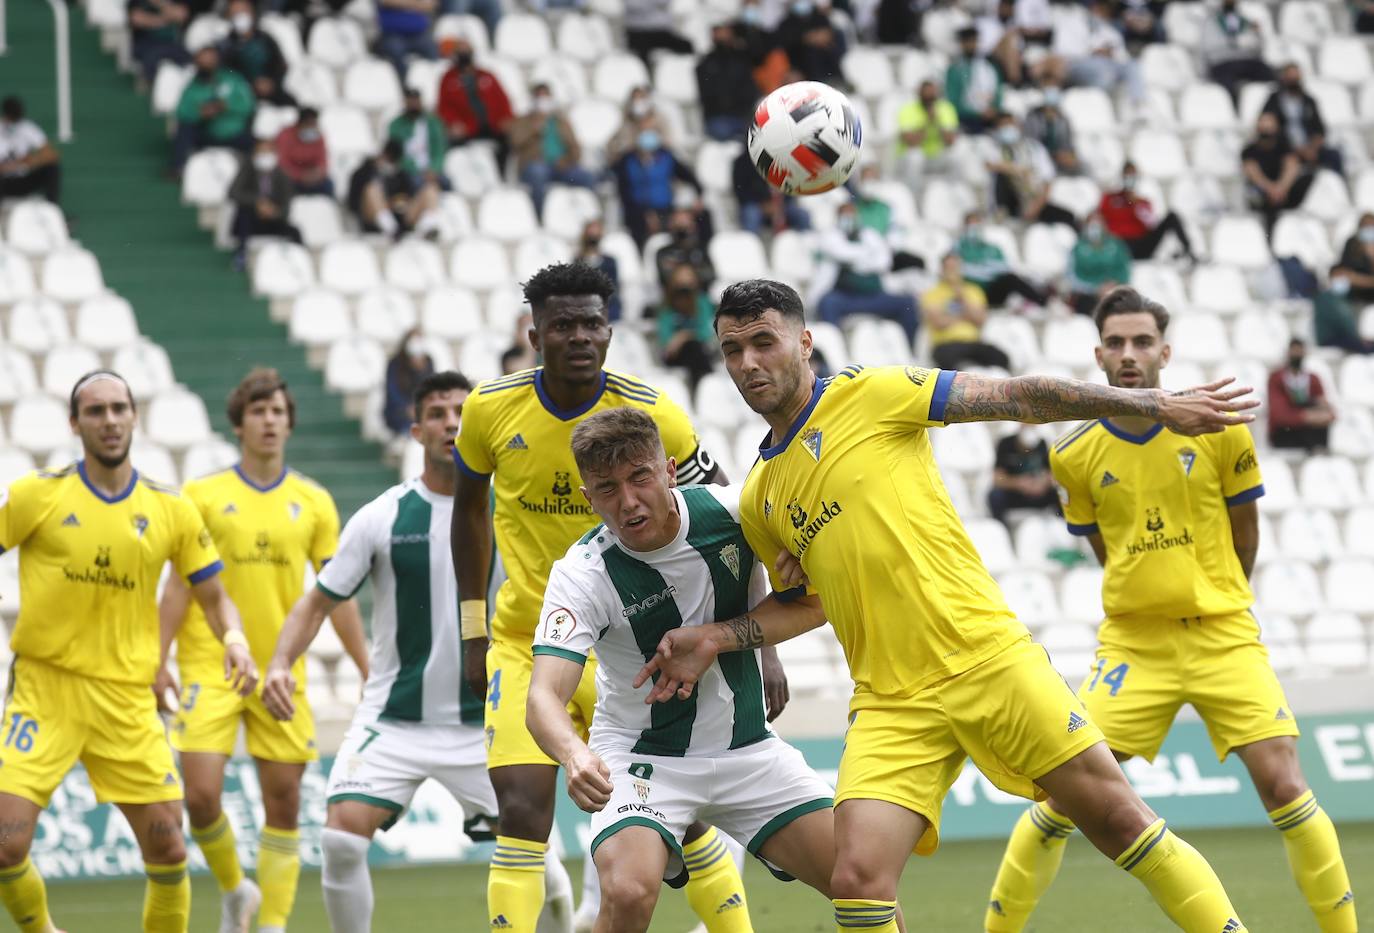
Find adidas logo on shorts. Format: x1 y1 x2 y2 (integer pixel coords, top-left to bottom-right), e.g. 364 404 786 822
1067 711 1088 734
718 893 744 913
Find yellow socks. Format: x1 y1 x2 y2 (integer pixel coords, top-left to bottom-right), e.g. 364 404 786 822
682 827 751 932
191 812 244 894
1116 819 1246 933
143 861 190 933
489 835 547 933
256 826 301 928
0 857 53 932
834 898 898 932
1269 791 1357 932
985 801 1076 932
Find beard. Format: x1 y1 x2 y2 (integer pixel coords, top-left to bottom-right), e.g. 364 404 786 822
89 441 131 469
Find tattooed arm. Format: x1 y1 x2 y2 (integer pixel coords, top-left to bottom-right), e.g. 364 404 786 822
940 372 1259 435
633 593 826 705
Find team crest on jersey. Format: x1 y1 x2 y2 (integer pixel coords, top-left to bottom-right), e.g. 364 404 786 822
199 528 212 548
1177 448 1196 476
719 543 741 580
132 514 149 538
1145 507 1164 532
288 501 302 521
801 427 823 462
629 762 653 802
543 607 575 642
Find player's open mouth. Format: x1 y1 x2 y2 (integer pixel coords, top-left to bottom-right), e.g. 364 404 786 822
623 516 647 528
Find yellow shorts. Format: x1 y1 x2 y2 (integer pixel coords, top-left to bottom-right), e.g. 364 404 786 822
485 636 596 769
1079 610 1299 762
0 658 183 807
170 668 316 763
836 637 1103 856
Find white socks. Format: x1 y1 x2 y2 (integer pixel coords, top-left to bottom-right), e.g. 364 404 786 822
719 830 746 873
537 848 575 933
320 827 373 933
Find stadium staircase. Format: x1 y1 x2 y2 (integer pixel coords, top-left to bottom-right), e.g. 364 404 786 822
4 1 392 520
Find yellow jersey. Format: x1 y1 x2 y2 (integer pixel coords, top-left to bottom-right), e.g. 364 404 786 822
0 462 222 685
739 365 1028 706
176 466 340 677
1051 419 1263 620
454 367 715 642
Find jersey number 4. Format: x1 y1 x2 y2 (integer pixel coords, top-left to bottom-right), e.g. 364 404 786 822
3 714 37 753
1087 660 1129 697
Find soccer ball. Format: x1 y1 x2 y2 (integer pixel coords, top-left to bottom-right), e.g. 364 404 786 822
746 81 863 196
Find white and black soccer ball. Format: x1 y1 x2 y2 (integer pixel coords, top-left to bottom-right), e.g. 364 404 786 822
746 81 863 196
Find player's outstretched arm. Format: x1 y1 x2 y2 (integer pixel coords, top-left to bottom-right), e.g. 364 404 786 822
262 586 338 720
328 598 370 682
527 655 613 812
940 372 1259 435
453 468 494 699
635 592 827 705
190 575 259 697
155 573 192 712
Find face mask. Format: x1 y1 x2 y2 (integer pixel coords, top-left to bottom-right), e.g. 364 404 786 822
231 12 253 33
1086 222 1104 241
1122 174 1138 191
1288 355 1305 371
196 65 215 79
630 98 652 119
637 130 661 151
838 215 857 234
535 96 556 114
671 227 692 242
298 128 320 142
964 222 983 239
742 7 761 25
1360 226 1374 244
1018 426 1039 446
378 161 396 177
1259 130 1279 141
583 236 601 250
253 153 276 171
671 286 696 299
455 52 473 68
406 338 426 358
792 0 813 14
920 94 938 107
1043 87 1062 107
1331 276 1351 296
997 126 1019 145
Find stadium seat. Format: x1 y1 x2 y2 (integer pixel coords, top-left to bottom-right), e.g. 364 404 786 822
1062 87 1117 135
443 144 503 200
1130 263 1188 314
996 571 1061 627
419 286 484 341
5 200 70 256
1259 613 1304 672
692 371 756 434
1189 264 1249 314
484 284 526 337
477 187 539 243
921 4 973 53
113 340 175 401
319 240 382 296
1277 508 1342 563
805 319 849 371
708 230 769 283
593 54 651 104
512 233 573 282
252 104 299 141
1060 566 1105 624
1317 36 1373 86
258 13 304 66
1299 170 1350 223
355 287 417 345
848 320 912 366
1179 83 1238 131
40 247 104 305
283 59 339 109
494 12 552 64
288 288 352 352
896 48 948 88
74 294 140 351
1338 354 1374 407
146 388 212 450
455 332 508 384
1330 405 1374 459
1298 456 1363 510
767 230 816 292
450 236 512 292
0 448 35 487
0 346 38 406
319 104 376 157
1160 360 1206 393
1021 223 1076 280
1139 43 1198 92
1305 613 1370 670
1128 130 1188 181
1163 3 1206 48
7 394 70 456
481 57 531 115
1255 561 1323 615
695 140 742 195
131 440 179 485
539 186 602 244
919 178 976 232
528 56 590 107
1209 216 1270 269
1257 458 1296 514
251 241 315 299
841 48 895 100
1342 507 1374 558
965 518 1016 575
288 196 344 250
980 315 1039 372
0 247 36 303
382 239 447 294
1324 559 1374 614
325 335 387 397
1076 132 1127 184
181 148 239 209
565 98 622 168
41 345 101 397
434 14 491 57
1168 314 1230 364
183 13 229 51
1041 316 1100 369
603 327 653 375
6 297 71 355
307 17 369 70
555 13 614 64
931 422 994 476
182 437 239 480
341 58 403 114
86 0 127 30
651 54 698 106
1047 175 1101 220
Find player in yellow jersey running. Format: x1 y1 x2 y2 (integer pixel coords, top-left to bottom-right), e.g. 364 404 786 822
637 279 1258 933
159 369 368 933
453 263 786 933
0 371 256 933
982 287 1356 933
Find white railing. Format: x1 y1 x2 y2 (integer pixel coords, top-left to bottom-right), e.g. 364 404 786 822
0 0 73 140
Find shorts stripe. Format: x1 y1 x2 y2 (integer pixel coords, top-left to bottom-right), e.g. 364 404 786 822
1118 821 1167 871
747 797 834 855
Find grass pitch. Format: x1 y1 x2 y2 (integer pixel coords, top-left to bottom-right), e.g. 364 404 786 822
50 821 1372 931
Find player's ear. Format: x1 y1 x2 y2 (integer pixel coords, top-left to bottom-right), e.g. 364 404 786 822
665 456 678 487
1093 344 1105 372
799 327 813 360
409 420 423 445
1160 342 1172 368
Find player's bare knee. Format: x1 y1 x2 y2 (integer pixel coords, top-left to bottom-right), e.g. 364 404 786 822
1258 771 1308 813
599 868 658 928
0 823 35 868
492 789 554 841
830 855 898 901
262 789 302 830
1098 795 1155 850
141 820 188 864
182 787 221 828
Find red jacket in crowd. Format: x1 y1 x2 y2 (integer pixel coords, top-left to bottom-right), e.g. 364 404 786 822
1267 366 1327 430
1099 191 1157 241
437 66 514 138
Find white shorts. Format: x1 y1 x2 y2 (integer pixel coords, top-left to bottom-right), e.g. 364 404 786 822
587 737 833 887
326 719 496 836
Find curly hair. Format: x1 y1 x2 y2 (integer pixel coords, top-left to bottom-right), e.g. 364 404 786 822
521 261 616 316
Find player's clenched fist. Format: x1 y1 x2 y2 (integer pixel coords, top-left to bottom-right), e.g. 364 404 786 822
563 746 613 812
260 663 297 721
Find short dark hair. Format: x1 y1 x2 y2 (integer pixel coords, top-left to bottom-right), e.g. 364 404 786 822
382 138 404 162
69 370 134 418
298 106 319 122
715 279 806 329
521 262 616 315
570 408 664 479
412 369 472 416
227 367 296 428
1 97 22 121
1092 286 1170 335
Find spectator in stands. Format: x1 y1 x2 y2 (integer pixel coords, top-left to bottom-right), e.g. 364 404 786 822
987 427 1060 526
1315 267 1374 354
1201 0 1273 103
654 264 719 393
876 0 920 44
444 0 500 35
376 0 438 79
851 163 922 271
1022 84 1080 176
1100 161 1196 261
228 140 302 269
1336 213 1374 302
895 79 960 183
128 0 190 82
274 107 332 195
1053 0 1146 113
946 26 1003 133
777 0 846 84
383 328 435 435
1356 0 1374 33
347 139 441 239
921 254 1011 372
388 87 448 190
611 130 703 248
575 220 623 321
1267 338 1335 451
976 0 1064 88
0 97 62 207
739 1 791 92
957 210 1050 309
500 346 526 376
1118 0 1166 51
171 45 255 174
732 148 811 236
982 112 1079 230
220 0 292 105
502 311 538 373
438 38 513 170
624 0 694 63
814 201 920 343
654 208 716 289
1067 211 1133 315
697 22 758 142
1242 111 1315 240
608 87 674 163
280 0 349 43
509 84 598 218
1263 64 1345 178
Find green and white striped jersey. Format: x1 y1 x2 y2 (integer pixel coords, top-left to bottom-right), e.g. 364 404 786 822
316 478 483 757
533 484 771 757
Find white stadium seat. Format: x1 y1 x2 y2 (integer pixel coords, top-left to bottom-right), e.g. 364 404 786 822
435 14 491 57
980 315 1039 372
540 186 602 243
0 449 35 488
319 104 376 157
512 234 573 282
1305 613 1370 670
6 297 71 355
1298 456 1363 511
40 247 104 303
288 196 344 249
592 54 650 104
182 437 240 480
5 200 70 255
319 240 382 296
289 289 353 349
652 55 698 105
307 17 369 70
0 248 36 303
1324 560 1374 614
252 104 299 141
695 141 741 195
1257 458 1296 514
41 344 101 397
1179 83 1237 131
1317 36 1373 86
1277 509 1343 563
420 286 484 341
450 236 511 292
131 440 179 486
325 336 386 395
383 239 447 294
74 294 140 351
996 571 1061 627
7 395 71 456
1129 130 1188 181
1300 169 1351 222
1343 507 1374 558
183 13 229 51
443 145 503 200
1042 316 1100 370
494 13 552 64
356 287 418 345
1255 561 1324 616
848 320 912 366
0 347 38 405
113 340 175 401
283 59 339 109
259 13 304 66
965 518 1016 575
146 389 212 450
1062 87 1116 134
1021 223 1076 280
1232 309 1291 362
709 230 769 283
342 57 404 114
1209 215 1270 269
477 187 539 243
555 13 614 64
251 241 315 299
181 148 240 209
1139 43 1197 92
1060 566 1105 624
1190 264 1250 314
841 48 895 99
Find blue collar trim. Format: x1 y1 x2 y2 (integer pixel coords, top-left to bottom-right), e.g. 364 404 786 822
1098 419 1163 445
77 460 139 504
536 369 607 421
235 464 288 492
760 377 827 461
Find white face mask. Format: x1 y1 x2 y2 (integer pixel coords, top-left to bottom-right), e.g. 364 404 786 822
997 126 1019 145
253 152 276 171
231 12 252 33
630 98 652 118
535 96 556 114
1331 276 1351 296
405 338 425 358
